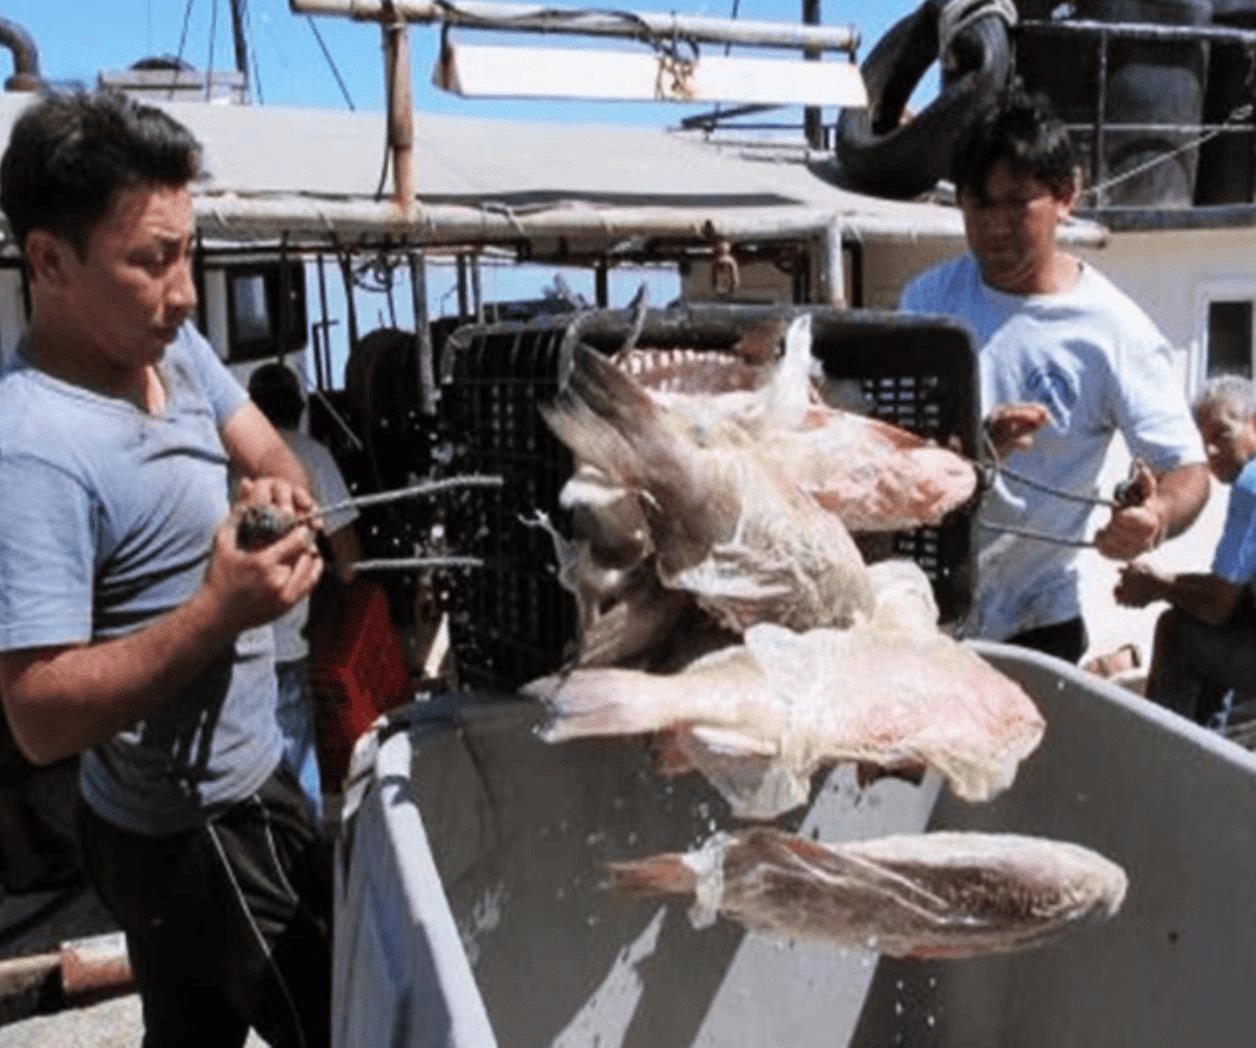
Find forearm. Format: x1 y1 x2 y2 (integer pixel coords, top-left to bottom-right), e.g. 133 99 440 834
2 500 323 766
1 587 239 765
1135 568 1238 625
1149 463 1210 542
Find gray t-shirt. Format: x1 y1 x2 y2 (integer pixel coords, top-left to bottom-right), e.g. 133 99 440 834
0 325 282 834
901 253 1205 641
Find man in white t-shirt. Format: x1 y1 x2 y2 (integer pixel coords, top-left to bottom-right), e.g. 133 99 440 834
900 84 1209 663
249 363 361 819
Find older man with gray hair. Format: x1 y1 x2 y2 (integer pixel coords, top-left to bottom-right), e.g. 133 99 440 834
1116 374 1256 725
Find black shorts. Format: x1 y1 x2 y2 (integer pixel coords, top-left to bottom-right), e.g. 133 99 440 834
78 762 332 1048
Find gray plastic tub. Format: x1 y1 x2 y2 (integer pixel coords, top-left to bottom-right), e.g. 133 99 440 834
332 641 1256 1048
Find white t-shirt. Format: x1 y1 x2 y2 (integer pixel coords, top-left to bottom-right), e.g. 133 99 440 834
272 428 359 662
900 253 1205 641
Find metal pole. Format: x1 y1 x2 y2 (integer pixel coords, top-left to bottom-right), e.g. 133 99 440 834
408 251 438 415
289 0 859 53
802 0 822 150
1094 30 1109 206
338 250 360 348
816 222 845 306
595 262 609 307
315 253 332 388
456 254 469 320
382 16 415 213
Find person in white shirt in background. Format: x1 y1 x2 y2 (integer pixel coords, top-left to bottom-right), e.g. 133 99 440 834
899 82 1209 664
248 362 361 821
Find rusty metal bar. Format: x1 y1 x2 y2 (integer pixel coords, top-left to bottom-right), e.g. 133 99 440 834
289 0 859 52
382 16 415 213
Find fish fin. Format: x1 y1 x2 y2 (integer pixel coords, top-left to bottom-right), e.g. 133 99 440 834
523 667 674 741
688 724 779 758
606 854 698 898
762 313 814 429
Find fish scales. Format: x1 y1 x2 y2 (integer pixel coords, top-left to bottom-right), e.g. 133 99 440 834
606 827 1127 959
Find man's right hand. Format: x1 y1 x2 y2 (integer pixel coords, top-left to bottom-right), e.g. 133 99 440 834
984 403 1051 460
202 481 324 636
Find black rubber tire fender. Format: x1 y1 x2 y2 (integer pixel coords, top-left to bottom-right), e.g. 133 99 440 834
835 0 1013 200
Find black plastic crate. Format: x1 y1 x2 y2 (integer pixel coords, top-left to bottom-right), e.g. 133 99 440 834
433 304 980 692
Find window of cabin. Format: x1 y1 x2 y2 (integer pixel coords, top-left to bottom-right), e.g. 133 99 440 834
1206 299 1253 379
224 261 308 363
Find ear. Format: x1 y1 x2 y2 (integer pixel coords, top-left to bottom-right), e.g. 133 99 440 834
24 230 74 290
1057 168 1082 216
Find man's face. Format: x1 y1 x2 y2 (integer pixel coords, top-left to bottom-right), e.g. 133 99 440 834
1197 403 1256 485
56 183 197 373
959 159 1075 294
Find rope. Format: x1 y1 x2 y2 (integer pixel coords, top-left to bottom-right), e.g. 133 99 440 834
1080 102 1255 206
308 15 356 111
938 0 1018 73
978 521 1095 547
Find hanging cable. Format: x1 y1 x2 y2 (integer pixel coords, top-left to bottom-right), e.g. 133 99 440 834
1080 101 1255 207
242 0 265 104
308 16 355 110
170 0 197 100
206 0 219 101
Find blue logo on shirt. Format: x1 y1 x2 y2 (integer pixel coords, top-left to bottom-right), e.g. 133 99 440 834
1024 364 1076 423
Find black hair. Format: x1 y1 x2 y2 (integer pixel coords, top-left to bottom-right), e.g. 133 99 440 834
0 88 203 258
248 362 306 430
951 81 1078 203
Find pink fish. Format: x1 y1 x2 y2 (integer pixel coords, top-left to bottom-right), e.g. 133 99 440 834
607 827 1127 959
608 315 979 533
524 564 1045 817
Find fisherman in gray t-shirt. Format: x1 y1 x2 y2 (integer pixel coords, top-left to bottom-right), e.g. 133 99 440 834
0 90 330 1048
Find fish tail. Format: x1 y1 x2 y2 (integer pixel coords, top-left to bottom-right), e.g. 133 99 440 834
606 853 698 898
565 343 661 439
541 345 666 484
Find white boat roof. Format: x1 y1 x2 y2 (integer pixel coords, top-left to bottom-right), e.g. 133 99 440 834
0 92 1108 253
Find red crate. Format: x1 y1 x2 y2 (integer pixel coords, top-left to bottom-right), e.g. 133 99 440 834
309 579 414 789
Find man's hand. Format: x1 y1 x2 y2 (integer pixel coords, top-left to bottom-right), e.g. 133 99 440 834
985 403 1051 459
1095 459 1210 563
1094 460 1164 561
202 477 323 635
1114 558 1166 607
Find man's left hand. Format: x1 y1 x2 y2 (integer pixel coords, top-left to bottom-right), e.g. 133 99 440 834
1094 461 1163 561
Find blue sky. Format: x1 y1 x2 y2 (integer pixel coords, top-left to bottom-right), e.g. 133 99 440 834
1 0 925 122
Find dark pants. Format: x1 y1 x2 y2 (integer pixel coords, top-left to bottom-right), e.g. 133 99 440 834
1145 602 1256 726
78 763 332 1048
1004 617 1088 665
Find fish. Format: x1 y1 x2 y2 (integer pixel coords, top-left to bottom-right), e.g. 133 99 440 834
540 337 874 634
607 315 979 534
523 561 1045 818
605 827 1127 959
758 410 980 533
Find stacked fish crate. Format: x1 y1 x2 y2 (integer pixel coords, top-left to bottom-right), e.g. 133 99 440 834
432 303 981 693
